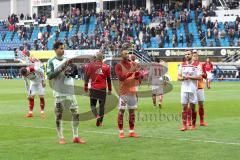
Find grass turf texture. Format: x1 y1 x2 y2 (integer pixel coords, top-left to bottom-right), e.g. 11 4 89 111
0 79 240 160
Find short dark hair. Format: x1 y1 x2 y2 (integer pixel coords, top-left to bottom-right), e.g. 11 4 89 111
20 67 28 76
53 41 63 50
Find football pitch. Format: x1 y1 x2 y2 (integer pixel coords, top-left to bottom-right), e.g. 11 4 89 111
0 80 240 160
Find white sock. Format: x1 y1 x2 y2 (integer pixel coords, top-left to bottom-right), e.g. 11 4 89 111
129 130 134 133
56 121 64 139
71 121 79 138
119 130 124 133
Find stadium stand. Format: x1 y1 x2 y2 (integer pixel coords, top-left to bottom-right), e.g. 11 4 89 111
0 2 239 53
0 1 239 80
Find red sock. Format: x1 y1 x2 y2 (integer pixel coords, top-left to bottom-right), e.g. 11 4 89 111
129 111 135 130
29 98 34 112
118 112 124 130
182 108 187 127
40 97 45 111
199 105 204 122
152 95 156 105
187 107 192 125
191 110 197 126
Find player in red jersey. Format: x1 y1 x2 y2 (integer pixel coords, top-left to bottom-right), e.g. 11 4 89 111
84 53 112 127
202 57 213 89
20 65 45 118
192 50 208 126
115 50 142 138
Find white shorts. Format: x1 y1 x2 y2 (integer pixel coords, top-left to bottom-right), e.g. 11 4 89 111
152 87 163 95
181 92 197 105
29 83 45 96
55 95 78 109
206 71 213 80
119 95 138 110
197 89 205 102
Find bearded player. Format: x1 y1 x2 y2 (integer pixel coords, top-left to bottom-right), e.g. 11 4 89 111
203 57 213 89
47 41 85 144
115 50 142 138
84 53 112 127
178 50 202 131
20 65 45 118
192 50 208 126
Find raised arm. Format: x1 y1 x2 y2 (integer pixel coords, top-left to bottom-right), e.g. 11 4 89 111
47 59 61 80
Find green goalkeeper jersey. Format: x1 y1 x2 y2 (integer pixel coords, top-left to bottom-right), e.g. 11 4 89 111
47 56 74 97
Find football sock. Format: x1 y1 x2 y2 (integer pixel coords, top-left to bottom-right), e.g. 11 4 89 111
199 105 205 122
182 108 188 127
118 111 124 130
152 95 156 105
40 97 45 112
191 109 197 126
56 120 64 139
187 107 192 125
71 113 79 138
129 111 135 131
29 98 34 113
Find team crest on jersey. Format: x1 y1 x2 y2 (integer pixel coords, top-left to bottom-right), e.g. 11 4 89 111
95 68 103 75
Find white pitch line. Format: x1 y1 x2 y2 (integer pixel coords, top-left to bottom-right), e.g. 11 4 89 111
1 124 240 146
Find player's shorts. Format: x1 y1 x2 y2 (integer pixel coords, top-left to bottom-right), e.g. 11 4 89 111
29 83 45 96
55 95 78 109
206 71 213 80
181 92 197 105
152 87 163 95
118 94 138 110
197 89 205 102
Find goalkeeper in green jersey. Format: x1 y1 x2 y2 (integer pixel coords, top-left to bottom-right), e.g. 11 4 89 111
47 41 86 145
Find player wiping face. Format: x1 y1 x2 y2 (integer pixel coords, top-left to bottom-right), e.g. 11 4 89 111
20 64 45 118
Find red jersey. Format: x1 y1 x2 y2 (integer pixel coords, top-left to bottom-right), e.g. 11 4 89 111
203 62 213 72
115 60 139 95
84 62 90 74
193 60 204 89
85 60 111 91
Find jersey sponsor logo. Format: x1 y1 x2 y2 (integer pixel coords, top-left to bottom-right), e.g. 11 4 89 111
95 68 103 75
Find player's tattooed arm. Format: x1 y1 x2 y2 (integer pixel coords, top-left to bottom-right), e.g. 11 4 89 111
47 59 61 80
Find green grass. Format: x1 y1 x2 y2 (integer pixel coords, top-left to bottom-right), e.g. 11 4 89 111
0 80 240 160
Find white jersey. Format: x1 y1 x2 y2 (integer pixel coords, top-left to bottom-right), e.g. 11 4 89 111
178 62 201 93
24 65 44 91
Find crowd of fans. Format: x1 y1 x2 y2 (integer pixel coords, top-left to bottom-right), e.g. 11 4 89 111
0 1 240 54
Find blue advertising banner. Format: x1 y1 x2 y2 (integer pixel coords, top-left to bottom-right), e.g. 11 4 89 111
0 51 15 60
